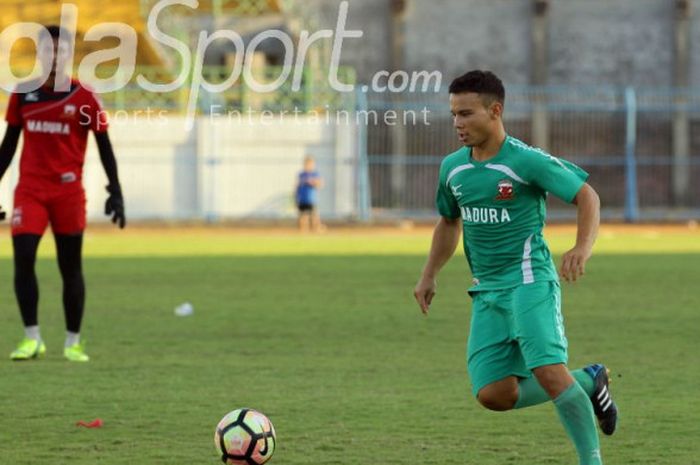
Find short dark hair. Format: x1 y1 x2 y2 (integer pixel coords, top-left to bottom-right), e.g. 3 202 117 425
448 70 505 105
39 25 73 44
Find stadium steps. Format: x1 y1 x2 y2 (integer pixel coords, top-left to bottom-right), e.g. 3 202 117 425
1 0 286 75
138 0 282 16
0 0 170 69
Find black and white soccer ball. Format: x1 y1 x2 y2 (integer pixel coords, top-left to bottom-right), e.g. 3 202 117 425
215 408 276 465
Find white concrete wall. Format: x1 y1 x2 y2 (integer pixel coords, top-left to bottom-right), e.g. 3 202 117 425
0 117 358 222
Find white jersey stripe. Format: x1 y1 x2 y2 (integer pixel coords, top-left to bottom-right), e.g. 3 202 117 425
446 164 475 186
23 84 82 118
549 156 571 172
507 137 572 173
485 163 530 185
521 234 535 284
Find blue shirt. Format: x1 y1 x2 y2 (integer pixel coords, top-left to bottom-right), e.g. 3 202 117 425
296 171 320 205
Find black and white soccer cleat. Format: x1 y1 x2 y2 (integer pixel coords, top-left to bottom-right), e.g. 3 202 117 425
584 363 618 435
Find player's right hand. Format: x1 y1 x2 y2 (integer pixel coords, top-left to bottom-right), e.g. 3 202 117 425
413 276 437 316
0 205 5 221
105 185 126 229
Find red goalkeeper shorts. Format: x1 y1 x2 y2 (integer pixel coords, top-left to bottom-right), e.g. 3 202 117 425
11 183 86 236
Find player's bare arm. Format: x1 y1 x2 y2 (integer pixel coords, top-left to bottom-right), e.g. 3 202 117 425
560 183 600 283
414 216 461 315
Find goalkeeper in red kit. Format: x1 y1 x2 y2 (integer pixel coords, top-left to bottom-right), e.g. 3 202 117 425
0 25 125 362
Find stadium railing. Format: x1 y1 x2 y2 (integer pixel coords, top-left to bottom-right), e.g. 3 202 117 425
360 86 700 223
1 80 699 223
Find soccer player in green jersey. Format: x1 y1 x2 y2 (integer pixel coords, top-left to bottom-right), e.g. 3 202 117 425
413 70 618 465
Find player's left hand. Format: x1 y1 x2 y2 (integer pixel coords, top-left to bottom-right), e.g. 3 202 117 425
0 205 5 221
559 245 592 283
105 184 126 229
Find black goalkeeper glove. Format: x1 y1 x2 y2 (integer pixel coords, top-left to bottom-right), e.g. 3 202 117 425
105 184 125 229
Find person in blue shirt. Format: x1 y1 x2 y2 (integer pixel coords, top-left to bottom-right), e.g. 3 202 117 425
295 156 324 232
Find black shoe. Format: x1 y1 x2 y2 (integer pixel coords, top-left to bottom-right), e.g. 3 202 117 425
583 363 618 435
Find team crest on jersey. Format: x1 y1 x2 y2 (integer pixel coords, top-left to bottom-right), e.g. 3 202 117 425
495 179 515 201
26 92 39 102
63 104 76 117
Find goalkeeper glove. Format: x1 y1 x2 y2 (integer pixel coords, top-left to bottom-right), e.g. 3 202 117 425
105 184 125 228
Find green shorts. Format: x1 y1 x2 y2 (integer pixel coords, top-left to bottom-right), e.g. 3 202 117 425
467 280 568 396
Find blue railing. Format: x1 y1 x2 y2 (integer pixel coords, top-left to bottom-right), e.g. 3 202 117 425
358 86 700 222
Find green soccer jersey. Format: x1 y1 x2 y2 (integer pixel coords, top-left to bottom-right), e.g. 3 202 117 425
436 135 589 292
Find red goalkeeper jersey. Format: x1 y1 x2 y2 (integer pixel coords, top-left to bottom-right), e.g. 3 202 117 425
5 79 108 187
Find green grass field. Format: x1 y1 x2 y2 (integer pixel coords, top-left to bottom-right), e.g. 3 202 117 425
0 226 698 465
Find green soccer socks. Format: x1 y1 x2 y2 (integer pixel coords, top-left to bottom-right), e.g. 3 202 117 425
554 382 602 465
514 368 595 409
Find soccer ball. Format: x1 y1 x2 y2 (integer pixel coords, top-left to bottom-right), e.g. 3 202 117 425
215 408 276 465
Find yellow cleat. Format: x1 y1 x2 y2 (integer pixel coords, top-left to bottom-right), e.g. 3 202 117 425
10 338 46 360
64 342 90 362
